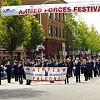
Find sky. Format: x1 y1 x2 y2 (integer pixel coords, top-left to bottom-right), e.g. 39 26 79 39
65 0 100 33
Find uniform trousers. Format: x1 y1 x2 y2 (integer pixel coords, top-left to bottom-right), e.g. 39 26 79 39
18 73 23 84
76 71 81 82
14 72 18 81
0 73 1 85
7 72 11 83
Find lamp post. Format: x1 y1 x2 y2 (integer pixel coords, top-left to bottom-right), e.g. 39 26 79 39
40 0 57 24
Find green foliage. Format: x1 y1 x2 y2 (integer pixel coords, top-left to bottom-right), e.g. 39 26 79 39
0 0 45 60
88 25 100 52
0 15 30 52
63 13 78 54
75 19 90 50
24 14 45 50
2 0 21 6
63 13 100 55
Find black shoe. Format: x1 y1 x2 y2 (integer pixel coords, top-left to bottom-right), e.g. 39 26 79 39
76 81 78 83
50 81 54 83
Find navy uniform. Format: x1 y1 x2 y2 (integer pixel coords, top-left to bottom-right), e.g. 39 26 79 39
5 61 12 83
90 60 94 78
65 58 70 84
69 58 74 77
18 61 24 84
93 59 98 77
98 60 100 76
0 65 1 85
13 61 18 81
74 58 81 83
84 59 90 81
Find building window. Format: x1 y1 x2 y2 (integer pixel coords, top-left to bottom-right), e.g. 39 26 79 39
62 13 65 21
54 13 57 20
58 28 61 38
62 29 65 38
58 13 60 22
54 27 57 37
48 25 52 36
48 13 51 19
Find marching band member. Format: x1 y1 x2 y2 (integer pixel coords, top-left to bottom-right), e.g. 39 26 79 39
93 58 98 77
18 60 24 84
13 60 18 81
0 61 2 85
84 59 90 81
5 60 12 83
98 59 100 76
74 58 81 83
65 58 70 84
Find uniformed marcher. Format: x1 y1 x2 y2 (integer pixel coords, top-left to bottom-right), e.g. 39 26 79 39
65 58 70 84
84 59 90 81
13 60 18 81
5 61 12 83
0 61 2 85
18 60 23 84
74 58 81 83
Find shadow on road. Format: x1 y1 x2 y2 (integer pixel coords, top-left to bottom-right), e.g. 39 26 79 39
0 88 48 99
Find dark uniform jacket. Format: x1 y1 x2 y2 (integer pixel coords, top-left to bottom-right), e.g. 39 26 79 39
5 64 12 73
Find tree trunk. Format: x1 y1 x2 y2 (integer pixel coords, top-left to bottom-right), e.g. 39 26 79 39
9 51 13 63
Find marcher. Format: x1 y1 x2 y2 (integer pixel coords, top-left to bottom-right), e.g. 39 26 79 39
65 58 70 84
93 58 98 77
0 62 2 85
18 60 24 84
74 58 81 83
84 59 90 81
5 61 12 83
13 60 18 81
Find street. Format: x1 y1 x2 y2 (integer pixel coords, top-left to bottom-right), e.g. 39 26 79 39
0 75 100 100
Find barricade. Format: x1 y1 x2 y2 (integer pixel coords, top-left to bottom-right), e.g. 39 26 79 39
24 66 67 82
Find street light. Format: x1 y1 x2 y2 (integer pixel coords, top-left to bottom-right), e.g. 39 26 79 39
40 0 57 24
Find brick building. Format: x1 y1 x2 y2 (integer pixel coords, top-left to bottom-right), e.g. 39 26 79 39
22 0 66 58
0 0 67 59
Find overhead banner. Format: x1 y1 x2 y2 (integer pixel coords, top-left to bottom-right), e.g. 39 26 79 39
24 66 67 81
1 2 100 16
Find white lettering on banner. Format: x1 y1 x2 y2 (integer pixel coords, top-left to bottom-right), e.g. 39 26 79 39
1 2 100 16
24 67 67 81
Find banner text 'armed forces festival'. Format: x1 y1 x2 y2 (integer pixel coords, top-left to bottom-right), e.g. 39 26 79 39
1 2 100 16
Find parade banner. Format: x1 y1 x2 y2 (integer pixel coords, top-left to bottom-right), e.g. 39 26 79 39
1 2 100 16
24 67 67 81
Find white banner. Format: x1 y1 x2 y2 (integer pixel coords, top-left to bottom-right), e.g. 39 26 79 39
1 2 100 16
24 67 67 81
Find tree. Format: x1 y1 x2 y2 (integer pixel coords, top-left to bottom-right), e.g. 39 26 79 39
89 25 100 54
0 0 30 60
63 13 78 57
75 19 90 51
24 14 45 59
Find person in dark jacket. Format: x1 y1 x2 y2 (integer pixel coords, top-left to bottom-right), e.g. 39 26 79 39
84 59 91 81
98 60 100 76
13 60 18 81
0 63 2 85
65 58 70 84
5 61 12 83
74 58 81 83
18 60 24 84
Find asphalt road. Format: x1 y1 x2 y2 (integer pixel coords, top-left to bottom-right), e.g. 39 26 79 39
0 75 100 100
